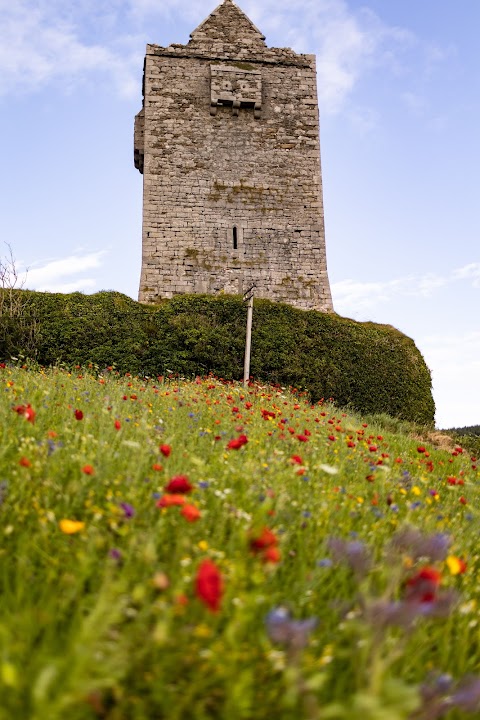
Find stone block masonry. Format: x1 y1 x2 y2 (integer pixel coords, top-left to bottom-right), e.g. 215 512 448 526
134 0 333 311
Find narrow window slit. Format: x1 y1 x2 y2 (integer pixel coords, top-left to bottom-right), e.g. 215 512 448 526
233 226 238 250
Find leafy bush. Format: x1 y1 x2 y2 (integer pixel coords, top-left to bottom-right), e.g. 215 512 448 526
0 290 435 424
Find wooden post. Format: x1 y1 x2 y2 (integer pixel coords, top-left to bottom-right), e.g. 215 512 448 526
243 285 255 387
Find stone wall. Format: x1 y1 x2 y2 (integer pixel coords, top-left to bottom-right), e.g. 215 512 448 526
134 0 333 311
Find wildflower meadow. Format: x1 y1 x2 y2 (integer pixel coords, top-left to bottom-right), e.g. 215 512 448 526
1 363 480 719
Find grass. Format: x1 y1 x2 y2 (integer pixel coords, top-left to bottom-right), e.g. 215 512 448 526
1 363 479 719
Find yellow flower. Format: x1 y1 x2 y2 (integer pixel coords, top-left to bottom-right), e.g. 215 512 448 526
446 555 467 575
59 519 85 534
193 624 212 639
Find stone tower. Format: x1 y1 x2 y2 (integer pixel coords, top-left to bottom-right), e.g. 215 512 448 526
134 0 333 311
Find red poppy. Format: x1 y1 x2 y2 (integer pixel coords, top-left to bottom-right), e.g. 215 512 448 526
261 409 276 420
19 456 31 467
181 504 201 522
74 409 84 421
250 527 278 552
114 420 121 430
227 434 248 450
296 434 309 442
405 566 441 603
195 559 223 612
291 455 303 465
160 444 172 458
156 494 186 508
165 475 193 494
13 404 36 423
262 546 281 564
82 464 95 475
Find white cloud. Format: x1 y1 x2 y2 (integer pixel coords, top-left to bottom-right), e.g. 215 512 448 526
453 262 480 287
39 279 97 293
332 263 479 314
418 330 480 429
423 42 457 77
240 0 414 113
21 251 106 293
401 91 429 116
127 0 207 24
0 0 142 97
0 0 415 113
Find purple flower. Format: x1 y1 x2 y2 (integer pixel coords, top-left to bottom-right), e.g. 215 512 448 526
109 548 122 562
327 537 372 578
364 590 457 630
417 673 480 719
119 502 135 519
265 607 317 650
451 676 480 712
389 527 450 562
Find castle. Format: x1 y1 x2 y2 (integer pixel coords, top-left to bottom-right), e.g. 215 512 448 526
134 0 333 311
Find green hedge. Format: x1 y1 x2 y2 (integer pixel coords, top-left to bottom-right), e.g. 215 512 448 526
0 289 435 424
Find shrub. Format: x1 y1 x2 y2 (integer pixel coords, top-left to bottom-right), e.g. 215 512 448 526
0 290 435 424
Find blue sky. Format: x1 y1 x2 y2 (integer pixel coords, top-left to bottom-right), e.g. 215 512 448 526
1 0 478 429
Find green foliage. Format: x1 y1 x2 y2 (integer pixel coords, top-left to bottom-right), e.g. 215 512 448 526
0 367 478 719
444 429 480 458
0 290 435 424
446 425 480 437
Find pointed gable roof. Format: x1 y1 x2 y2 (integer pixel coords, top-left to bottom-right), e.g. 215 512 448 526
189 0 266 49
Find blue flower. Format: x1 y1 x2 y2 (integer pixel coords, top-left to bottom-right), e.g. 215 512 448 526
317 558 332 568
265 607 317 650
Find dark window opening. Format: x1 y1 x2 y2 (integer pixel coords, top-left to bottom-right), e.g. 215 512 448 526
233 226 238 250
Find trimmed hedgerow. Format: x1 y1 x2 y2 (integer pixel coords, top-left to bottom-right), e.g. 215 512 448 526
0 289 435 424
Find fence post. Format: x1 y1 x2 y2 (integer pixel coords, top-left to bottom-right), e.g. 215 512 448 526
243 284 255 387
